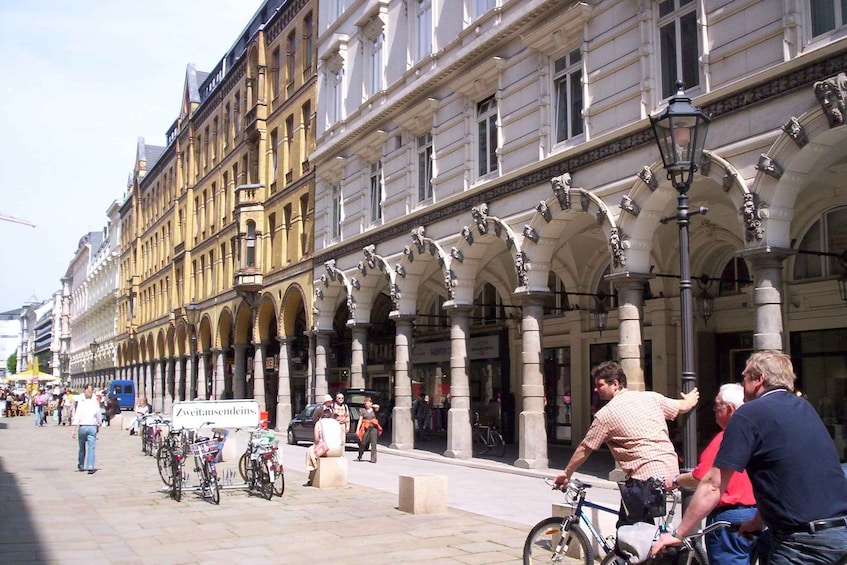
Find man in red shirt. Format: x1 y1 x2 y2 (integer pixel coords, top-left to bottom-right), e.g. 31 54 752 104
673 383 757 564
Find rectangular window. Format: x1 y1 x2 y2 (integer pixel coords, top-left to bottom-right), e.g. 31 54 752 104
331 183 342 239
658 0 699 99
370 161 383 222
329 68 343 125
417 132 433 202
417 0 432 61
271 48 281 99
302 101 312 150
285 115 295 182
369 33 384 96
477 96 498 177
474 0 495 19
554 49 584 143
303 13 314 77
810 0 847 37
270 129 278 185
287 31 297 87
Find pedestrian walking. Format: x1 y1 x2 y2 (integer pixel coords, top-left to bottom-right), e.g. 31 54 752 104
33 387 49 427
652 351 847 564
332 392 351 434
70 384 102 474
554 360 699 527
356 396 382 463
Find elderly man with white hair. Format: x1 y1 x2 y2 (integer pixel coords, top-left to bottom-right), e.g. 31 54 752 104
672 383 757 564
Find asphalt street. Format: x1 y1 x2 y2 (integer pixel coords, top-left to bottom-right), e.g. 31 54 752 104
0 414 624 564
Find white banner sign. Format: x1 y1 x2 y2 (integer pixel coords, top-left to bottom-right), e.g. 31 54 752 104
411 334 499 364
171 400 261 429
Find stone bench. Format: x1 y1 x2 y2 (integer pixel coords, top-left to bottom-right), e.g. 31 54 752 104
398 475 447 514
313 456 348 488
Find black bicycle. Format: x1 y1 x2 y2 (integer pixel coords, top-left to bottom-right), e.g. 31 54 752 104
188 425 224 505
471 412 506 457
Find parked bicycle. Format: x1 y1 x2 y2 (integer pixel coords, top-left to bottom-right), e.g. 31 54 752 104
140 413 166 456
471 411 506 457
523 478 695 565
237 427 284 498
187 422 225 505
236 427 282 500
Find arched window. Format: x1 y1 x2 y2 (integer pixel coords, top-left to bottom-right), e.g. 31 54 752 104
718 257 752 296
473 282 502 326
793 206 847 281
544 271 571 315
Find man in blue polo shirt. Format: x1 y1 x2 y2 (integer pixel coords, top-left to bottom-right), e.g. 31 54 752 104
652 350 847 564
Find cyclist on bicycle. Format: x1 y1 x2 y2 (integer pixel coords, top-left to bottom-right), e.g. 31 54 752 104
553 361 699 527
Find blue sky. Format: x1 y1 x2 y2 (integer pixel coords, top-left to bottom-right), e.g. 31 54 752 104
0 0 262 311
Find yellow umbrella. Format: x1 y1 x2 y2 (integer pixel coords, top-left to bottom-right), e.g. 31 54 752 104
16 359 58 382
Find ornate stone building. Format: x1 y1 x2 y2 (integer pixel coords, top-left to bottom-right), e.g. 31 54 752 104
312 0 847 467
116 0 317 430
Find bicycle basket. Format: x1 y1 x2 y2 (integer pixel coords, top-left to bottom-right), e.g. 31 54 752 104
189 439 219 458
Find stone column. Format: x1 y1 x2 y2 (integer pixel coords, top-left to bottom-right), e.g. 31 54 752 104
253 341 267 412
314 332 330 399
186 355 196 400
390 315 415 450
176 356 186 401
610 275 648 391
350 325 368 389
515 295 549 469
196 352 207 400
163 357 174 416
212 348 225 399
233 344 248 399
444 305 473 459
741 248 790 352
275 336 292 432
154 360 164 412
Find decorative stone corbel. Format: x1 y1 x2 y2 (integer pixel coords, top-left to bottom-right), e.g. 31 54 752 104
523 225 540 243
756 154 783 179
620 195 640 217
551 173 572 209
609 226 628 268
814 73 847 128
637 166 659 192
782 116 808 147
722 170 737 192
536 201 552 222
461 225 474 244
740 192 765 242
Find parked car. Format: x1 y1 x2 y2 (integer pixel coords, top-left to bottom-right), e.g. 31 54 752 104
286 388 388 446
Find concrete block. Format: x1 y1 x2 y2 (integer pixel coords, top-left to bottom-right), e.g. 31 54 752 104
220 432 242 463
313 456 348 488
398 475 447 514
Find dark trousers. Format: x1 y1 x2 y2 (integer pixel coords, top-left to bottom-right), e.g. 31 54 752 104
358 427 378 462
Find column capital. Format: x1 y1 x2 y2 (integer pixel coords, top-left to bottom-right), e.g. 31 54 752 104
605 271 654 286
736 245 794 262
275 335 289 345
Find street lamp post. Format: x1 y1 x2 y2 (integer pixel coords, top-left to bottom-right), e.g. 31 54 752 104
186 302 200 400
89 340 99 385
649 81 710 474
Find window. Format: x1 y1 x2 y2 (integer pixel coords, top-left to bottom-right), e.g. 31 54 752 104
554 49 584 143
328 67 343 125
810 0 847 37
331 183 342 239
370 161 383 222
246 220 256 268
368 32 385 96
331 0 345 21
793 207 847 280
223 103 231 149
417 0 432 61
302 101 312 149
303 13 314 77
417 132 433 202
287 30 297 87
718 257 752 296
299 194 309 254
270 129 278 186
474 0 495 19
658 0 699 99
543 272 571 315
271 48 281 99
285 115 295 180
477 95 498 177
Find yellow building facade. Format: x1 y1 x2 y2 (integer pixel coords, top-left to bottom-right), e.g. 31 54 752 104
117 0 316 430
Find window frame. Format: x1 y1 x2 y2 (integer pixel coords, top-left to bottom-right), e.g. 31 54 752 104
369 161 383 223
416 0 432 62
417 132 433 203
330 183 342 240
477 95 499 178
553 48 584 145
657 0 700 100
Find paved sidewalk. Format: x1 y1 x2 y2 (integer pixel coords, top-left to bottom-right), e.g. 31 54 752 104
0 415 621 564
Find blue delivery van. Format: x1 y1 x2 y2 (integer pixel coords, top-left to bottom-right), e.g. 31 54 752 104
108 380 136 411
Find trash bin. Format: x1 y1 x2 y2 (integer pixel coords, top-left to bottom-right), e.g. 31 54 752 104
260 411 269 428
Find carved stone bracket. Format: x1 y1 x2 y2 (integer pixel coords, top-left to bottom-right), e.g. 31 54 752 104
782 116 809 147
756 154 783 179
523 225 540 242
814 72 847 128
461 225 474 244
722 170 737 192
515 251 529 286
637 166 659 192
609 226 628 268
471 203 489 234
551 173 572 209
536 201 552 222
620 195 640 217
741 192 766 242
699 152 712 177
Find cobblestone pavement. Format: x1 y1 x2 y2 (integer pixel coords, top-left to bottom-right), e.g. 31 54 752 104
0 415 621 564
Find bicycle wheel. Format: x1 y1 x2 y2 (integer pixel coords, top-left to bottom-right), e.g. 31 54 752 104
258 460 273 500
523 517 594 565
157 445 174 486
473 431 490 455
205 461 221 505
238 451 249 482
171 456 182 502
269 454 285 497
491 429 506 457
